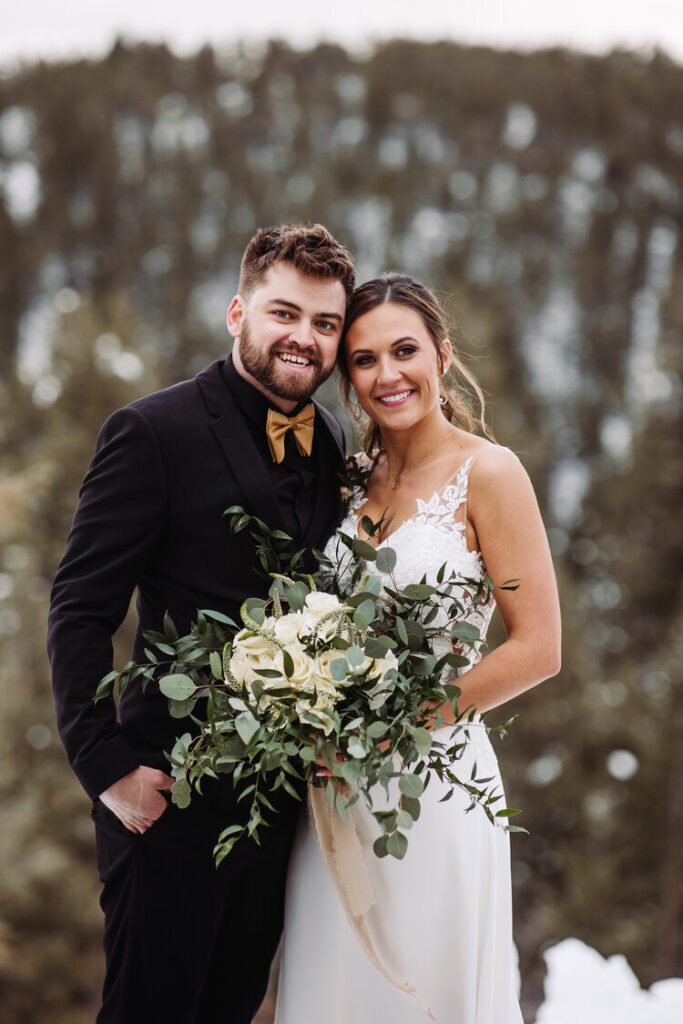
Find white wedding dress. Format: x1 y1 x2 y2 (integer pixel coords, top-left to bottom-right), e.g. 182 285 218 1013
275 451 524 1024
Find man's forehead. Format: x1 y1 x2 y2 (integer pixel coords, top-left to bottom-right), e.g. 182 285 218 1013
253 263 346 310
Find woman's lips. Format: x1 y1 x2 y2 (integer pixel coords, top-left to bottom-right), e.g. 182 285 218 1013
375 389 415 407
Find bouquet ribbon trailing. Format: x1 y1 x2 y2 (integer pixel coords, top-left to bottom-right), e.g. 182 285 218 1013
308 781 437 1020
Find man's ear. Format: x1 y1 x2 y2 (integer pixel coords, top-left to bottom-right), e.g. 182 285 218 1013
226 295 244 339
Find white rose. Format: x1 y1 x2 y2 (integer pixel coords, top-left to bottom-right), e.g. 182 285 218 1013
302 613 344 644
295 690 337 735
286 644 316 692
346 653 373 678
313 649 346 689
273 612 305 645
374 649 399 681
228 631 284 686
304 591 342 619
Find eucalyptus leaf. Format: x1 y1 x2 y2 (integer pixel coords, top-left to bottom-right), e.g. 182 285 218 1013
375 547 397 573
400 795 421 821
352 538 377 562
346 644 366 669
339 760 362 784
402 583 435 600
411 727 433 756
235 710 260 746
286 582 309 612
353 599 376 629
399 773 425 798
159 674 197 700
386 830 408 859
451 622 481 642
169 696 198 719
94 671 117 703
330 658 349 681
347 738 367 759
373 834 389 858
163 611 178 641
171 777 191 809
364 637 391 659
396 810 414 830
156 642 177 657
199 608 238 627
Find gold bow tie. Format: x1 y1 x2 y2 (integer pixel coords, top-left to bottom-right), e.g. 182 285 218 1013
266 403 315 463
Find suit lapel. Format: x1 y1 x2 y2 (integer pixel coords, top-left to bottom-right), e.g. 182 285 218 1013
196 362 287 532
314 401 346 462
301 402 347 549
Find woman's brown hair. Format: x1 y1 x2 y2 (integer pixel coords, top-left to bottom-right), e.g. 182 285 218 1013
338 273 495 456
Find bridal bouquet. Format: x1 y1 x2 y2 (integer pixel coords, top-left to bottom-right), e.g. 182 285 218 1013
96 506 520 865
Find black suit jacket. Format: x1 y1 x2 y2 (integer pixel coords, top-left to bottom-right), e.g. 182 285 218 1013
47 360 346 801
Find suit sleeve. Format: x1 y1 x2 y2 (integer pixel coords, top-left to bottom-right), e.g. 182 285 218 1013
47 405 167 801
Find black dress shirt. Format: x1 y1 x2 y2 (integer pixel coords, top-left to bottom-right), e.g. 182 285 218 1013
222 354 335 547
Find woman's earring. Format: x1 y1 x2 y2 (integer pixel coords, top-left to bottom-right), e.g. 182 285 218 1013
439 393 448 407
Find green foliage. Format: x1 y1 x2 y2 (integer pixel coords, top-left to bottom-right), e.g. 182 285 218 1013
96 507 516 870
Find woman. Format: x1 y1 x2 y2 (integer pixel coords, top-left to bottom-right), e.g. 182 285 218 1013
275 275 561 1023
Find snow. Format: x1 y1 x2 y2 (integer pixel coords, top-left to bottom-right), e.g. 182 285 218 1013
536 938 683 1023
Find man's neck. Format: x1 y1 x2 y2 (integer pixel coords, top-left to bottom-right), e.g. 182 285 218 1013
230 347 299 414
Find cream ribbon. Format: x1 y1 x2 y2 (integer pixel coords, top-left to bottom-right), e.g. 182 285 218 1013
308 782 438 1020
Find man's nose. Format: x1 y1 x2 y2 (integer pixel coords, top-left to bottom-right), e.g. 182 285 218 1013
286 320 315 348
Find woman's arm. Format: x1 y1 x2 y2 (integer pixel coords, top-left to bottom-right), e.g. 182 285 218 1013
442 447 561 717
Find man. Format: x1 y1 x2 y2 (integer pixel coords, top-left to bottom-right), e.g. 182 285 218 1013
47 224 355 1023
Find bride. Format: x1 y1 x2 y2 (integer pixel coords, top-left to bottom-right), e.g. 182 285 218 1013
275 274 561 1023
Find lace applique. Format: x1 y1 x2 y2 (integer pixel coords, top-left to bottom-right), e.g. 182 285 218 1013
346 455 478 562
329 454 496 671
411 456 473 538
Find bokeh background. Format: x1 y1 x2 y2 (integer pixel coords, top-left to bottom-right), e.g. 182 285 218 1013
1 6 682 1022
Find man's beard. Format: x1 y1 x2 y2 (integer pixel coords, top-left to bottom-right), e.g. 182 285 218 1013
238 319 335 402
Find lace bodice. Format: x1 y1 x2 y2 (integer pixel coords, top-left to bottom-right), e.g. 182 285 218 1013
324 453 499 670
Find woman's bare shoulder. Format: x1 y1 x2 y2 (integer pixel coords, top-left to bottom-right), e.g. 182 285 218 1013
451 434 524 472
467 443 536 508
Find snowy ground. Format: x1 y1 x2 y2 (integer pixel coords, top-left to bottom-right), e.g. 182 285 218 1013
535 939 683 1023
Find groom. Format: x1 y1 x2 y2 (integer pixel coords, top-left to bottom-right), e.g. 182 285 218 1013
47 224 355 1023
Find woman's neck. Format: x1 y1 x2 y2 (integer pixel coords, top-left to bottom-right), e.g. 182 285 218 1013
380 410 456 482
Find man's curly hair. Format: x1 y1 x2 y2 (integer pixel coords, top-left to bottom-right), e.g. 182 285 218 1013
239 223 355 302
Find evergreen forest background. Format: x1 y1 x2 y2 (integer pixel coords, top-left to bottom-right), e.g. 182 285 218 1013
0 37 681 1022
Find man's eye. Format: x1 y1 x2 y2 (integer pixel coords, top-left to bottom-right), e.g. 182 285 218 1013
274 310 293 319
317 320 336 332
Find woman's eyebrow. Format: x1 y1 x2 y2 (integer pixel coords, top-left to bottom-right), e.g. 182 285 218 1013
351 335 420 355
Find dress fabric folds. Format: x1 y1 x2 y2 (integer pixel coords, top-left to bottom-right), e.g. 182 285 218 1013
275 453 524 1024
